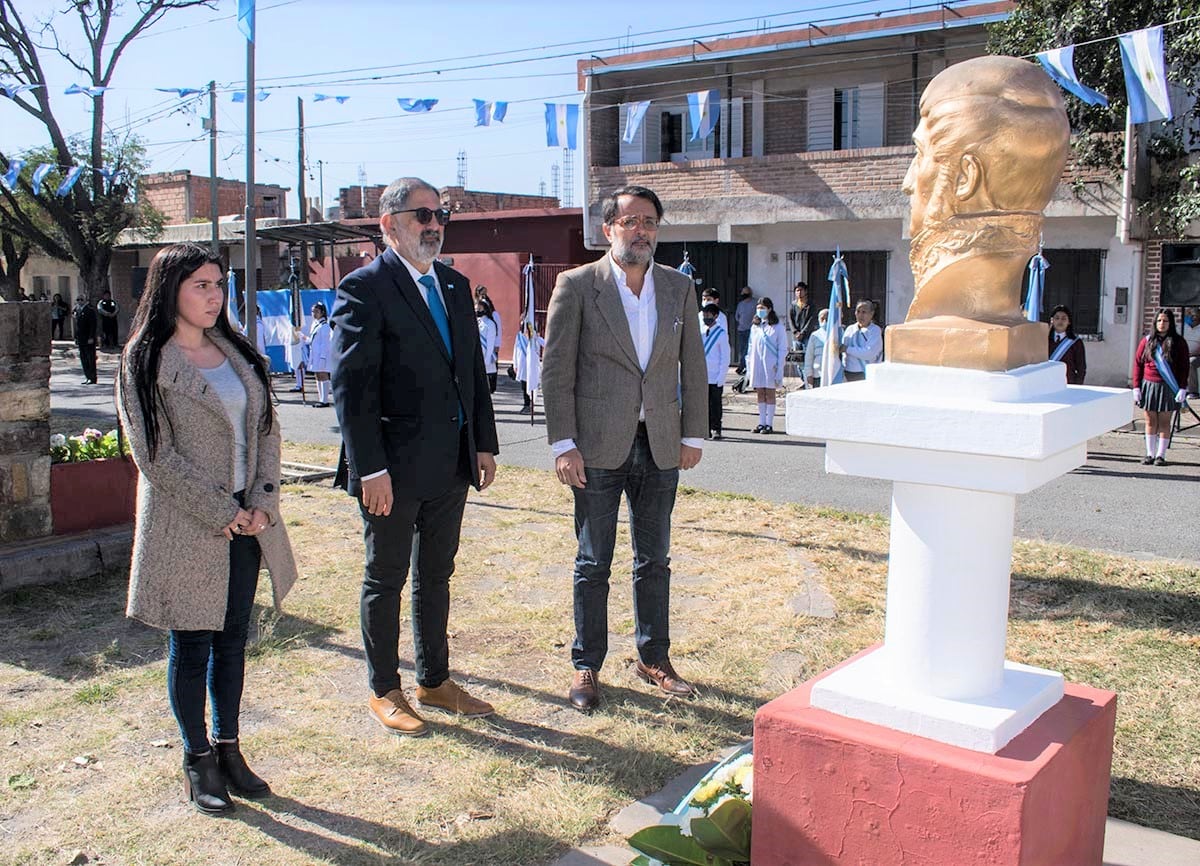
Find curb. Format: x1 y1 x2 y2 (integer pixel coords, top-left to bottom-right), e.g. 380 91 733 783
0 524 131 592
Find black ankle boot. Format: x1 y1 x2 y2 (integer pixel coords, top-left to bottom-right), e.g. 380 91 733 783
214 740 271 798
183 750 235 815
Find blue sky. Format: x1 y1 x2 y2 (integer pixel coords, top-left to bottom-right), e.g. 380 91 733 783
2 0 937 217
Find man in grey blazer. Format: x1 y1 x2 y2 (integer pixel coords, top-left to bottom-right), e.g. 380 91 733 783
541 185 708 711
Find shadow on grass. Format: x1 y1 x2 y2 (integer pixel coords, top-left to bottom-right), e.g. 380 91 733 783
1109 776 1200 842
1010 574 1200 634
238 795 572 866
0 569 345 680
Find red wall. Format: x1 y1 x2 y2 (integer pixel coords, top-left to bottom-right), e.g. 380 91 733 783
448 252 524 363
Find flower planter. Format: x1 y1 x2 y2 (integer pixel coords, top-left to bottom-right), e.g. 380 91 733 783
50 456 137 535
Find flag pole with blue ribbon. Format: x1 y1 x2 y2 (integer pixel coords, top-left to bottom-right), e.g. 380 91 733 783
1023 240 1049 323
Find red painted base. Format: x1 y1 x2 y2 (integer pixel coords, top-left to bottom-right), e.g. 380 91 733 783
50 457 137 535
752 648 1117 865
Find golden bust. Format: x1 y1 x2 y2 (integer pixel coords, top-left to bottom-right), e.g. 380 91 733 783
887 56 1070 370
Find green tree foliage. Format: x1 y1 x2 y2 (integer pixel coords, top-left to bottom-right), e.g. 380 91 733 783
0 1 211 301
989 0 1200 238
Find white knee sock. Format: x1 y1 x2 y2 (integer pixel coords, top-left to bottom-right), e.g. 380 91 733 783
766 403 776 426
758 403 766 425
1157 434 1169 457
1146 432 1155 456
318 380 330 403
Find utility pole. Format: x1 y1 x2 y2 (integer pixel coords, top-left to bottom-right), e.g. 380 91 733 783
206 80 218 253
317 159 325 219
244 10 258 351
456 150 467 188
296 96 308 299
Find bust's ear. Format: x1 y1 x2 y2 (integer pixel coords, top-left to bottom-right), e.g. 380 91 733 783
955 153 983 200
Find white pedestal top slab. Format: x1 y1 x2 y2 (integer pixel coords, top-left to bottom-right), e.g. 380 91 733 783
786 361 1134 462
809 647 1066 753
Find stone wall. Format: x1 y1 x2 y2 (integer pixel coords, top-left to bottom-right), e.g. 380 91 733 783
0 301 52 543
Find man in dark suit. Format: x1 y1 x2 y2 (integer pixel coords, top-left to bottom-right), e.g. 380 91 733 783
73 295 98 384
541 185 708 711
331 177 499 737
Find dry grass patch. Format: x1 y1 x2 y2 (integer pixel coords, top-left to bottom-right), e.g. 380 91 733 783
0 444 1196 864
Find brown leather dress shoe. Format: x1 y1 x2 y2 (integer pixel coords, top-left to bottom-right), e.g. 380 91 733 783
415 680 494 717
636 659 695 697
569 669 600 712
369 689 428 736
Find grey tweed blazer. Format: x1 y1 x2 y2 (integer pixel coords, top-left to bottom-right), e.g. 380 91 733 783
116 331 299 631
541 256 708 470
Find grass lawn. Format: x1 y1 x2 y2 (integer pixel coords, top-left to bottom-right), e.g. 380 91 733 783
1 442 1197 865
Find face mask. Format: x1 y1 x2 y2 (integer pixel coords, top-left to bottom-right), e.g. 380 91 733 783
756 308 768 319
476 310 486 318
702 317 716 328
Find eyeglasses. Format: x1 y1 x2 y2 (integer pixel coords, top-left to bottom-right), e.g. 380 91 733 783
609 215 659 231
389 207 452 226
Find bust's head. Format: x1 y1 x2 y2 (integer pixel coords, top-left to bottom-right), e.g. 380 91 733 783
903 56 1070 237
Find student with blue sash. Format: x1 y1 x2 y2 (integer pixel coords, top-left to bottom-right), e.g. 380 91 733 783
1047 304 1086 385
1132 308 1190 466
748 297 786 433
701 302 730 439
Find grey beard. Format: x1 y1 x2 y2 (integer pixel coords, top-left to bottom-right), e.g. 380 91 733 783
614 242 652 267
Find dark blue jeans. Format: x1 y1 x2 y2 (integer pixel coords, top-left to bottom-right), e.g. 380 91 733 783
167 533 261 754
571 424 679 672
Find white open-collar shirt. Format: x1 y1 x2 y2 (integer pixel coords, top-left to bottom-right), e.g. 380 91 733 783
550 254 702 458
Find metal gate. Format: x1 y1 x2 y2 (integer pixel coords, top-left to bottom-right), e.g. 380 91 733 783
525 263 575 333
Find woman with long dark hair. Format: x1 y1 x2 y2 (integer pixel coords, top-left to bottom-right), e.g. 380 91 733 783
116 243 298 815
1047 304 1086 385
1132 308 1190 466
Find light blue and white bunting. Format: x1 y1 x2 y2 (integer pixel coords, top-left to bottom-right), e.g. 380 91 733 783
30 163 53 196
314 94 351 103
1023 251 1049 322
473 99 508 126
1036 45 1109 107
156 87 204 98
0 82 40 99
64 83 107 97
2 158 25 189
544 103 579 149
1118 26 1172 124
55 166 83 197
396 98 438 112
622 100 652 144
232 90 270 103
686 89 720 141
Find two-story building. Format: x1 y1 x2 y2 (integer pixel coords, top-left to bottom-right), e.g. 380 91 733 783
578 1 1146 386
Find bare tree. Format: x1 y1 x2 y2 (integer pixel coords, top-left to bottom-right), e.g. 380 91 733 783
0 0 212 302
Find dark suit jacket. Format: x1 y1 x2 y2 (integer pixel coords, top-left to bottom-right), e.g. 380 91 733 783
330 247 498 500
73 304 97 346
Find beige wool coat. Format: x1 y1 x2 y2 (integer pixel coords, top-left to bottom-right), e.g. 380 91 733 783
116 331 299 631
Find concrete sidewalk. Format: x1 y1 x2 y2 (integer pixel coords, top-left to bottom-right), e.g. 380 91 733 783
551 757 1200 866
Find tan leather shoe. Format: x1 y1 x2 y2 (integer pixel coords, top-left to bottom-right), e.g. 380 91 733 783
636 658 695 697
368 689 428 736
415 680 494 718
568 669 600 712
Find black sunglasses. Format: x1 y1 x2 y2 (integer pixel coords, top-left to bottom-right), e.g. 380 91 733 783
389 207 452 226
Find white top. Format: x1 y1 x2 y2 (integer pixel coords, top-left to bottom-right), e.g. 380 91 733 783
747 321 786 388
842 322 884 372
702 322 730 385
551 254 702 458
803 329 827 381
308 318 332 373
1183 318 1200 356
477 315 498 374
198 359 248 493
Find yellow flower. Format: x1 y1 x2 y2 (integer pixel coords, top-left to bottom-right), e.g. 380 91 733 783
690 779 724 807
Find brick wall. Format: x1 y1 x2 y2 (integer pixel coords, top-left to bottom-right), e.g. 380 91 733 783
340 185 386 220
140 171 288 223
590 103 621 168
441 186 560 213
1142 240 1163 338
763 89 807 156
0 301 52 542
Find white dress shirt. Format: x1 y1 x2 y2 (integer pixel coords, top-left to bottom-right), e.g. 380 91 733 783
362 254 451 482
551 255 702 458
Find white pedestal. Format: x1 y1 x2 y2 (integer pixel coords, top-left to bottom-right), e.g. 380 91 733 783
786 361 1133 752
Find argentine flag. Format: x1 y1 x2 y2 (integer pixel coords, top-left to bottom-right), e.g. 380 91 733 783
622 101 652 144
1118 26 1172 124
397 98 438 113
473 99 508 126
1036 45 1108 107
687 89 720 141
820 252 850 388
544 103 579 149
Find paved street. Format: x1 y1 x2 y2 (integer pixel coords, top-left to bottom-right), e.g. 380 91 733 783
54 347 1199 563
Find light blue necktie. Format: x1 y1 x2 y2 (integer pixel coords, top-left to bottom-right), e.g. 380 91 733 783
419 274 453 359
419 273 464 427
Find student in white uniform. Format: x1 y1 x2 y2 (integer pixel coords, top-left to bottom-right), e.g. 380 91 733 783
700 302 730 439
747 297 786 434
803 308 829 388
512 321 544 415
307 302 333 407
698 288 730 339
476 299 499 393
